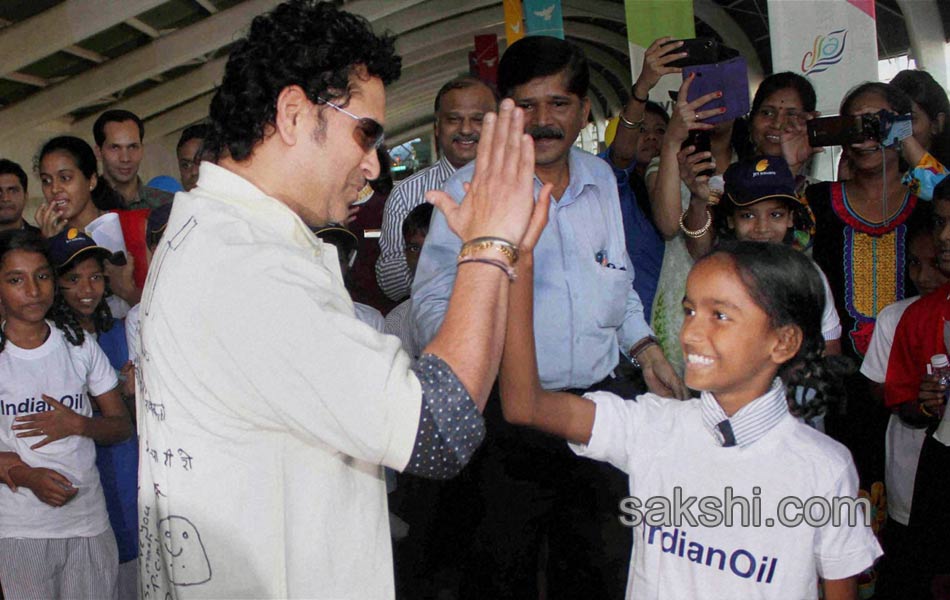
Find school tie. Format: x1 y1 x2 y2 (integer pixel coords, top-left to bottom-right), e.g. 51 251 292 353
716 419 737 447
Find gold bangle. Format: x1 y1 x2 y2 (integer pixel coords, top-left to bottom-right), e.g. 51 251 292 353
619 112 645 130
920 402 936 418
679 206 712 238
459 238 518 265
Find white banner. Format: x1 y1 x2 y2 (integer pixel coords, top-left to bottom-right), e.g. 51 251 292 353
767 0 878 116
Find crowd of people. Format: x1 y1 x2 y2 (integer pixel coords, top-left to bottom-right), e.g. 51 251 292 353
0 0 949 599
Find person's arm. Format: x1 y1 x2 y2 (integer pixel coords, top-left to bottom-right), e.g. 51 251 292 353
650 74 719 239
11 389 132 449
0 451 27 491
8 464 78 507
499 235 595 445
894 374 944 428
105 254 142 306
610 37 685 169
423 100 549 408
821 577 857 600
375 184 414 301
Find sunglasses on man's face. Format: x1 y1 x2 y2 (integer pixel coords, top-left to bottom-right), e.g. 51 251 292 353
317 97 385 152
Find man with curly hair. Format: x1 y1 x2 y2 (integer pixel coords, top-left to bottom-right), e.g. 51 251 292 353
136 1 545 598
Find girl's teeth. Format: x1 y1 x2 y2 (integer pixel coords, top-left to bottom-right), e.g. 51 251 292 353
687 353 714 365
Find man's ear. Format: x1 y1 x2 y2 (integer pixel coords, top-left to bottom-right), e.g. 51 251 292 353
274 85 310 146
771 324 803 365
580 95 591 124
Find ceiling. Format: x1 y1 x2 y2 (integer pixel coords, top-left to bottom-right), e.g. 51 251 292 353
0 0 944 150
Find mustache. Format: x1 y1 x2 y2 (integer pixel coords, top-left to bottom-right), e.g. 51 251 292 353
527 125 564 141
452 133 479 143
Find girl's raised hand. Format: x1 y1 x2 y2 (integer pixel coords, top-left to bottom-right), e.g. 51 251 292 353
667 74 720 146
21 467 77 507
34 201 66 239
780 110 823 174
677 146 715 201
427 99 537 248
636 37 685 93
12 394 84 450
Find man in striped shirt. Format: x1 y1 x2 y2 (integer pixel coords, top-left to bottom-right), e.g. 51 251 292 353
376 75 497 301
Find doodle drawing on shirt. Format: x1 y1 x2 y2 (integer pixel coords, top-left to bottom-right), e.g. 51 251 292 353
158 516 212 586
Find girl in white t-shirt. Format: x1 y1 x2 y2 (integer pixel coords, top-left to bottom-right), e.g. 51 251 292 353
500 238 881 600
0 229 132 600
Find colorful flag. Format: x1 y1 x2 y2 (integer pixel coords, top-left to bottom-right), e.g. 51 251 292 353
503 0 525 46
473 34 500 86
524 0 564 39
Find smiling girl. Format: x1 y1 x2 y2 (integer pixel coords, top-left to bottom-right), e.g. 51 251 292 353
0 229 130 600
499 228 881 599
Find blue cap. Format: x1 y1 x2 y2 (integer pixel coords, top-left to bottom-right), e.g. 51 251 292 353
48 228 113 270
722 156 802 207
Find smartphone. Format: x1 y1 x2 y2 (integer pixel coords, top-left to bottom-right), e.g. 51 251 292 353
683 56 749 125
807 114 881 147
108 251 128 266
682 130 714 178
666 38 720 69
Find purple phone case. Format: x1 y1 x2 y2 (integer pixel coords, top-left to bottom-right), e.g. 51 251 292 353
683 56 750 125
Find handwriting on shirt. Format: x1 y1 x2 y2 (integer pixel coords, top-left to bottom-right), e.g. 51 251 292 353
145 439 194 471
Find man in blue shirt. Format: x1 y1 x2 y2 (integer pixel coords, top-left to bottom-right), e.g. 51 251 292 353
412 36 685 599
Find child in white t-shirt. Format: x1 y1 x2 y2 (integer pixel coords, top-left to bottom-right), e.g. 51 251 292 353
500 229 881 599
0 229 132 600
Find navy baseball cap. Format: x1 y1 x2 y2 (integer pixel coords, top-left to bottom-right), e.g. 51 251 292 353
48 228 113 270
723 156 802 207
147 203 173 247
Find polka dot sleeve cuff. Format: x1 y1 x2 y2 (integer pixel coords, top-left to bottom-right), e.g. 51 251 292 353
404 353 486 480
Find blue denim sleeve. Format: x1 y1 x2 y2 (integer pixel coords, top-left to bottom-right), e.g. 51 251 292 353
404 353 486 479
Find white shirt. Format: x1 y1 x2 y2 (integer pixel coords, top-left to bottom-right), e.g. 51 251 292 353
125 303 141 365
571 390 881 599
860 296 927 525
138 162 423 599
0 323 117 539
815 264 842 341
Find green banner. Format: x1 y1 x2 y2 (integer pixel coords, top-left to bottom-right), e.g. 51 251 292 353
625 0 695 46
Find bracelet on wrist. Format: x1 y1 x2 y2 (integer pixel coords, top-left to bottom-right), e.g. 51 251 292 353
679 206 712 238
619 112 645 130
457 256 516 281
459 236 519 265
919 402 936 418
629 336 659 369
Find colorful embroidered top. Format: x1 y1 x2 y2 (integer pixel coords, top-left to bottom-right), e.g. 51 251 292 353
807 181 918 359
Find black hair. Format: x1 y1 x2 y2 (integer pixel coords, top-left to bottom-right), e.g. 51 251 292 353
840 81 912 118
643 100 670 124
0 158 28 193
0 230 83 354
713 197 814 243
751 72 817 116
701 241 849 419
402 202 434 241
891 69 950 166
52 254 114 337
207 0 401 162
935 176 950 203
433 75 499 114
93 109 145 147
497 36 588 99
177 123 211 152
37 136 124 211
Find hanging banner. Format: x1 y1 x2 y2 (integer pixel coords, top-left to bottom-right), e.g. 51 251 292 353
503 0 525 46
768 0 878 115
524 0 564 39
625 0 694 115
472 34 500 86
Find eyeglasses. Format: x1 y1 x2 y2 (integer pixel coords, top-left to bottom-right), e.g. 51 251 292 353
317 97 385 152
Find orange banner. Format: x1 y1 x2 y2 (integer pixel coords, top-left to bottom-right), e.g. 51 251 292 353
503 0 525 46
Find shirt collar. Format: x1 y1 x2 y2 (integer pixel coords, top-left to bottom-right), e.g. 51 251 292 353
193 162 321 253
700 378 788 448
435 155 458 178
533 148 600 202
